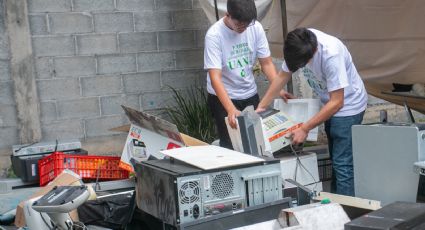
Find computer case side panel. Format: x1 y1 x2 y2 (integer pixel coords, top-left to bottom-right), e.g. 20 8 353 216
135 161 179 226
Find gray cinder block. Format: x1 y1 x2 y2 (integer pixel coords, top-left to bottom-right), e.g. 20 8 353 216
32 36 75 57
76 34 117 55
158 31 196 50
173 10 209 30
81 75 123 96
84 115 128 137
37 78 80 100
34 57 53 79
156 0 191 11
0 127 18 148
53 56 96 77
161 70 203 89
118 32 157 53
0 59 10 81
97 54 137 74
57 98 100 119
28 0 71 13
116 0 154 11
0 81 15 105
49 13 93 34
175 49 203 68
100 94 139 115
42 119 84 140
29 14 48 35
73 0 115 12
137 52 174 72
40 101 57 122
141 90 173 110
0 104 17 127
94 12 133 33
134 11 172 31
123 72 160 93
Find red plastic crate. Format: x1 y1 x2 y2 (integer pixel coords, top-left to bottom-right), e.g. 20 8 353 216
38 152 129 186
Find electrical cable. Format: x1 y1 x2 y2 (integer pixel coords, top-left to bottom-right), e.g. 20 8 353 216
54 139 58 152
13 142 36 153
290 143 319 194
40 213 54 230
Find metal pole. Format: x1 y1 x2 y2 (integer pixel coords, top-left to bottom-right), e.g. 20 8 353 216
280 0 293 94
214 0 219 21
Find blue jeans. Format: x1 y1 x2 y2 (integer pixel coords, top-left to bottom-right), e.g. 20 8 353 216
325 111 364 196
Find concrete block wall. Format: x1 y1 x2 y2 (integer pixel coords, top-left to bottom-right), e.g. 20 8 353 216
0 0 18 150
27 0 210 142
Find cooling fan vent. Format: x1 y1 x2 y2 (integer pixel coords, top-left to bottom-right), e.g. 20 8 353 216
179 181 200 204
212 173 234 199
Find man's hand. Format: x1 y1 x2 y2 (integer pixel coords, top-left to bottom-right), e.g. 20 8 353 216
255 107 266 113
290 125 309 145
279 89 296 103
227 109 241 129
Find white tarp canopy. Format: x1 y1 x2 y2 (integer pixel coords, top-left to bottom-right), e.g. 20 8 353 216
200 0 425 114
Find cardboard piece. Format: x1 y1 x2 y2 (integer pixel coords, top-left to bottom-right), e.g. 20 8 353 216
119 106 208 172
15 170 84 227
109 124 208 146
315 192 381 220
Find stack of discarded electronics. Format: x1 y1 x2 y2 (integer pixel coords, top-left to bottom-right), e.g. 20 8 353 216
120 106 293 229
10 139 87 184
134 145 291 230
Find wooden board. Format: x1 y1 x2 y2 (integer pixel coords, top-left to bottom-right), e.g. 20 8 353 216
316 192 381 210
160 145 264 170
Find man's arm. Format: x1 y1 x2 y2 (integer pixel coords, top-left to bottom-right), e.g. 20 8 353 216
209 69 240 129
258 57 277 83
256 70 292 111
291 88 344 144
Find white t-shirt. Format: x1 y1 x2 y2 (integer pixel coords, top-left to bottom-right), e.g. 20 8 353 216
282 29 367 117
204 18 270 100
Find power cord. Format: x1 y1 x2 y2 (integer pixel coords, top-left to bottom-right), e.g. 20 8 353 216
40 213 54 230
290 143 320 196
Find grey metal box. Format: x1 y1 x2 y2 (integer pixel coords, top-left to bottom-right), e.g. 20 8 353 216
352 123 425 206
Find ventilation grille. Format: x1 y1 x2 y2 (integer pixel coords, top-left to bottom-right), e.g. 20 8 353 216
211 173 234 199
179 181 200 204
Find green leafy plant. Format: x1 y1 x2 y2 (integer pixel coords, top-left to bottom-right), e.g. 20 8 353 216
165 86 217 144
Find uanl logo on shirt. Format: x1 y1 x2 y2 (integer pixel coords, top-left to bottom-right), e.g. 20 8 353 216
228 42 252 77
302 68 327 93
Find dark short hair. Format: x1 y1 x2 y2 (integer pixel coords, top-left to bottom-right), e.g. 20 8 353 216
284 28 318 72
227 0 257 23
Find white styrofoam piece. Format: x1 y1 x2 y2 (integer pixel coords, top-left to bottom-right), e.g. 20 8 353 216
231 220 284 230
160 145 265 170
280 203 349 230
278 152 322 193
273 99 321 141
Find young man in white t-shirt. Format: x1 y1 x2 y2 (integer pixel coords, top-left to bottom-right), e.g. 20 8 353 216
258 28 368 196
204 0 277 149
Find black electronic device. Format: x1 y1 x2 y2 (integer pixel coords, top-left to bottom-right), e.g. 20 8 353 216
135 157 283 226
11 149 87 182
345 202 425 230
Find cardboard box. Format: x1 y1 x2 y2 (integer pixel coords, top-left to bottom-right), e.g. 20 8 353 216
119 106 208 172
14 170 85 227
